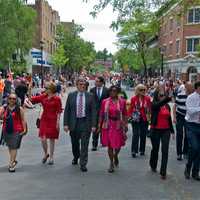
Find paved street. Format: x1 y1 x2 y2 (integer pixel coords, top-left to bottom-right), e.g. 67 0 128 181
0 87 199 200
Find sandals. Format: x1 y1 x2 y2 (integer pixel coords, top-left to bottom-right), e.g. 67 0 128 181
42 154 49 164
8 165 16 173
48 159 54 165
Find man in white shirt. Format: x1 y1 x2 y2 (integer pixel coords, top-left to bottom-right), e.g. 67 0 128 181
184 81 200 181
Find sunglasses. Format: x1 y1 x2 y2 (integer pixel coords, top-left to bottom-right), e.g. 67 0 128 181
110 89 118 92
159 93 165 97
8 97 16 100
139 89 146 92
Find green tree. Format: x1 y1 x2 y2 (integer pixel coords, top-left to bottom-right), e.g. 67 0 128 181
0 0 36 67
55 24 96 72
52 45 69 74
117 8 159 77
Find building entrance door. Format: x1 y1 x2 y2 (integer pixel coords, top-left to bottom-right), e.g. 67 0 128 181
187 66 197 82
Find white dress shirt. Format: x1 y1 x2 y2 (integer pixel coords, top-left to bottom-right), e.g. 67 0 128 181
96 87 103 98
76 92 86 118
185 92 200 124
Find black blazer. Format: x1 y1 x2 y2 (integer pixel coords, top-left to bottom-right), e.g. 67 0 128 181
63 91 97 132
90 87 109 112
151 97 174 133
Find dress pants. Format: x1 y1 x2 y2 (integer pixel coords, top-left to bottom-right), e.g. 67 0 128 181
70 118 91 167
176 113 188 156
186 122 200 176
131 120 148 154
92 115 100 148
149 129 171 176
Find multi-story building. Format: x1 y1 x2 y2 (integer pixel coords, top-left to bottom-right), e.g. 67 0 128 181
158 1 200 82
28 0 60 74
30 0 60 54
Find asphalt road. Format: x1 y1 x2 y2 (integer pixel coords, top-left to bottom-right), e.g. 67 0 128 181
0 85 199 200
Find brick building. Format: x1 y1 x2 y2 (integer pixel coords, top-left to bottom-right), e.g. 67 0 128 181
30 0 60 54
158 1 200 82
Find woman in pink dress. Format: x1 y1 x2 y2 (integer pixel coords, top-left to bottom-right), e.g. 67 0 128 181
99 85 128 173
31 82 62 165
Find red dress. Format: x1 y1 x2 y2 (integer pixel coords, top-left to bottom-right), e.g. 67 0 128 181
100 98 127 149
31 94 62 139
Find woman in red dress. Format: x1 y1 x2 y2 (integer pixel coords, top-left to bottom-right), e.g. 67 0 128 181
31 82 62 165
99 85 128 173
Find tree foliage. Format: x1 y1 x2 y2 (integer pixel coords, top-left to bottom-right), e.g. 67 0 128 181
56 24 96 72
96 48 112 61
117 8 159 76
51 45 68 71
0 0 36 67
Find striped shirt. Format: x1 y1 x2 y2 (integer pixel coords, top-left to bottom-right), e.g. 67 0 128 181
175 92 187 116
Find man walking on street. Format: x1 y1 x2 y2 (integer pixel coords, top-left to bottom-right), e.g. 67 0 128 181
63 77 97 172
90 76 109 151
184 81 200 181
173 82 193 161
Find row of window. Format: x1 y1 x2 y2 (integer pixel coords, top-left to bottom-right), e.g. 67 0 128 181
188 8 200 24
162 38 200 56
161 7 200 34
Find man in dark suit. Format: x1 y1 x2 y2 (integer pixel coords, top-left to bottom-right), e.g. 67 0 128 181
64 77 97 172
90 76 109 151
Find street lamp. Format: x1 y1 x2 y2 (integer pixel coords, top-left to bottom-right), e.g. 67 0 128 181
40 40 44 88
160 47 164 77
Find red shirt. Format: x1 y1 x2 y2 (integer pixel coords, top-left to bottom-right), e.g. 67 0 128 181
152 105 170 129
3 108 24 134
129 95 151 121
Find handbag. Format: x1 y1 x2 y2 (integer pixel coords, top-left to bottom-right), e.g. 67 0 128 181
130 110 141 122
36 105 42 129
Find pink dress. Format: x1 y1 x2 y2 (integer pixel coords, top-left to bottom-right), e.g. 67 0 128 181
100 98 127 149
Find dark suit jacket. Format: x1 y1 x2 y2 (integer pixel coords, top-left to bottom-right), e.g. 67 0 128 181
63 91 97 132
90 87 109 112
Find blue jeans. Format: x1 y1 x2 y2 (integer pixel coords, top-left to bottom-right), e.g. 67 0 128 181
186 122 200 176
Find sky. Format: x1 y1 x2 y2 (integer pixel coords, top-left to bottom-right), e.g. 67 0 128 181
29 0 118 53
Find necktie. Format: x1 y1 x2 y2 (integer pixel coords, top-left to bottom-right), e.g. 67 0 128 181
77 93 83 118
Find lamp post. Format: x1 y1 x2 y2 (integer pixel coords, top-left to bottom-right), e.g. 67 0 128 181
160 48 164 77
40 40 44 88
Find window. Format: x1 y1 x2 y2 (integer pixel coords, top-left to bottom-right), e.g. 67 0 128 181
187 8 200 23
170 18 173 30
169 43 173 55
186 38 200 52
176 40 180 54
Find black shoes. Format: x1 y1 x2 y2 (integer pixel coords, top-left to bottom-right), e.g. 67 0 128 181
177 155 183 161
132 153 137 158
151 168 157 173
192 174 200 181
80 166 88 172
72 158 78 165
91 147 97 151
184 168 190 179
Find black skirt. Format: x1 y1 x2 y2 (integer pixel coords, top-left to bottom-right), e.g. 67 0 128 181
3 133 23 149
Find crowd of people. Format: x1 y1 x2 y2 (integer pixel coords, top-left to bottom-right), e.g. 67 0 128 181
0 72 199 183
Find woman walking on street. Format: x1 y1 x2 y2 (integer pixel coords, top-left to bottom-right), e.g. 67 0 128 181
99 85 128 173
0 93 27 172
31 82 62 165
149 86 174 180
129 84 151 157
